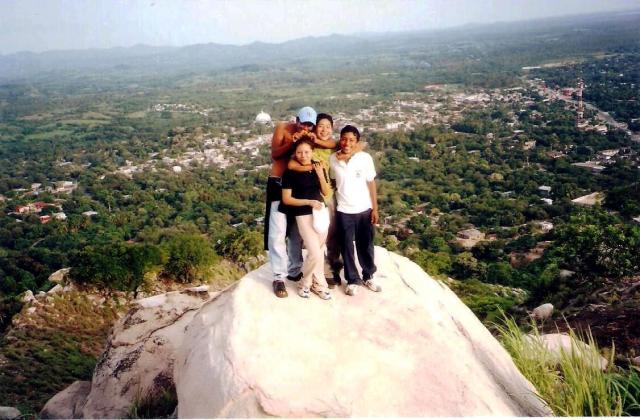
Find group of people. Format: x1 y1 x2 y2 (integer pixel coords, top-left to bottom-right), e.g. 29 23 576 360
264 106 381 300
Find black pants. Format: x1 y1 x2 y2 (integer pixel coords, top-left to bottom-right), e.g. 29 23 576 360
337 209 376 284
325 196 343 272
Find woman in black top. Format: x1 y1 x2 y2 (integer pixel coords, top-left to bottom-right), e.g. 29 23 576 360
281 137 332 299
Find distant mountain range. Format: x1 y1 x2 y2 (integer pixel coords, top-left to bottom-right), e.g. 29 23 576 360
0 9 637 82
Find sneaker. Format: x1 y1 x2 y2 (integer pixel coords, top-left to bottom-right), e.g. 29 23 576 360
311 285 332 300
297 287 310 298
363 279 382 292
287 272 303 282
345 284 358 296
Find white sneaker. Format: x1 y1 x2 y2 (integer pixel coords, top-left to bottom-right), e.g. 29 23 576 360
345 284 358 296
297 287 310 298
363 279 382 292
311 285 332 300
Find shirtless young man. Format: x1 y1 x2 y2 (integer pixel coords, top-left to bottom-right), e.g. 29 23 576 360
265 106 317 298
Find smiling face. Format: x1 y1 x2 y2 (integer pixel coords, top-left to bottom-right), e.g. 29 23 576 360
315 118 333 141
339 132 358 154
294 141 313 166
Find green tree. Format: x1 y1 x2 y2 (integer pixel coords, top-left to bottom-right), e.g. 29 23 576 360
164 234 218 282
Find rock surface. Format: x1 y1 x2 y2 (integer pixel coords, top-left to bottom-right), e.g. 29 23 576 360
176 247 550 417
47 284 63 295
79 287 216 418
48 267 71 284
40 381 91 419
532 303 554 321
524 333 609 370
43 247 551 418
20 290 35 303
0 407 21 420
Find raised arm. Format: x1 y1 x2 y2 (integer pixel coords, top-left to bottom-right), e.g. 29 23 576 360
314 136 338 150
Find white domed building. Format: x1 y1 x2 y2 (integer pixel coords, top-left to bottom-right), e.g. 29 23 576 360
254 110 272 126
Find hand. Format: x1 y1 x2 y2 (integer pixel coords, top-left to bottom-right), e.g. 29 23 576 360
307 132 317 143
292 132 303 143
312 161 325 178
336 150 352 161
309 200 323 210
370 208 379 225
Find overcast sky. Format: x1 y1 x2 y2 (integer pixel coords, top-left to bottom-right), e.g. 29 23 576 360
1 0 639 55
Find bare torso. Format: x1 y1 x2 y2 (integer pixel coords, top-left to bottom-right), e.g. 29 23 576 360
270 121 305 177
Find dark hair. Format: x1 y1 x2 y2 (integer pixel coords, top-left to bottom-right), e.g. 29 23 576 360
293 135 315 151
316 113 333 126
340 124 360 141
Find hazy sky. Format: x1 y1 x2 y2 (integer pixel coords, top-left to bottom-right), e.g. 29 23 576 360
1 0 639 54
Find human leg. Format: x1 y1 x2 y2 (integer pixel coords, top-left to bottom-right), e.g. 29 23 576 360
296 215 329 291
286 217 303 280
338 211 360 285
355 209 377 279
268 201 288 297
325 198 343 271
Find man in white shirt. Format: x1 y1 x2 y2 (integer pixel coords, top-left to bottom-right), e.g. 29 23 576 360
329 125 381 296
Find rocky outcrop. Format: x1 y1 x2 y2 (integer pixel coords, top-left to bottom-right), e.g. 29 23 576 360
40 287 216 419
43 247 551 418
40 381 91 419
48 267 71 284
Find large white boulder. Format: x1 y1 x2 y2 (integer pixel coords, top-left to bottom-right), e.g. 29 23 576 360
43 247 551 418
175 247 550 417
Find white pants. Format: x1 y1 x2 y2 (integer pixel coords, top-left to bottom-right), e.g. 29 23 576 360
267 201 303 281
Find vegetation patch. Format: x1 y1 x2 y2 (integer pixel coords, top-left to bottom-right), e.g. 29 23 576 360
0 291 125 415
496 315 640 416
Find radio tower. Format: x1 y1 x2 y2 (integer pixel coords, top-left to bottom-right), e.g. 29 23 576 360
576 78 586 128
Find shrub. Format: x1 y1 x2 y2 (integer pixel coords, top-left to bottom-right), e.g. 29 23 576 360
163 234 218 283
71 242 164 292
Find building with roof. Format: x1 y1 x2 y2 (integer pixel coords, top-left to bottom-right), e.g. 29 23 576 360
572 192 604 207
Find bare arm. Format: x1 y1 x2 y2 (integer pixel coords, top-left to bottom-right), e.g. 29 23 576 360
282 189 323 209
288 158 313 172
271 123 293 160
314 137 338 150
314 162 331 197
367 179 378 225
